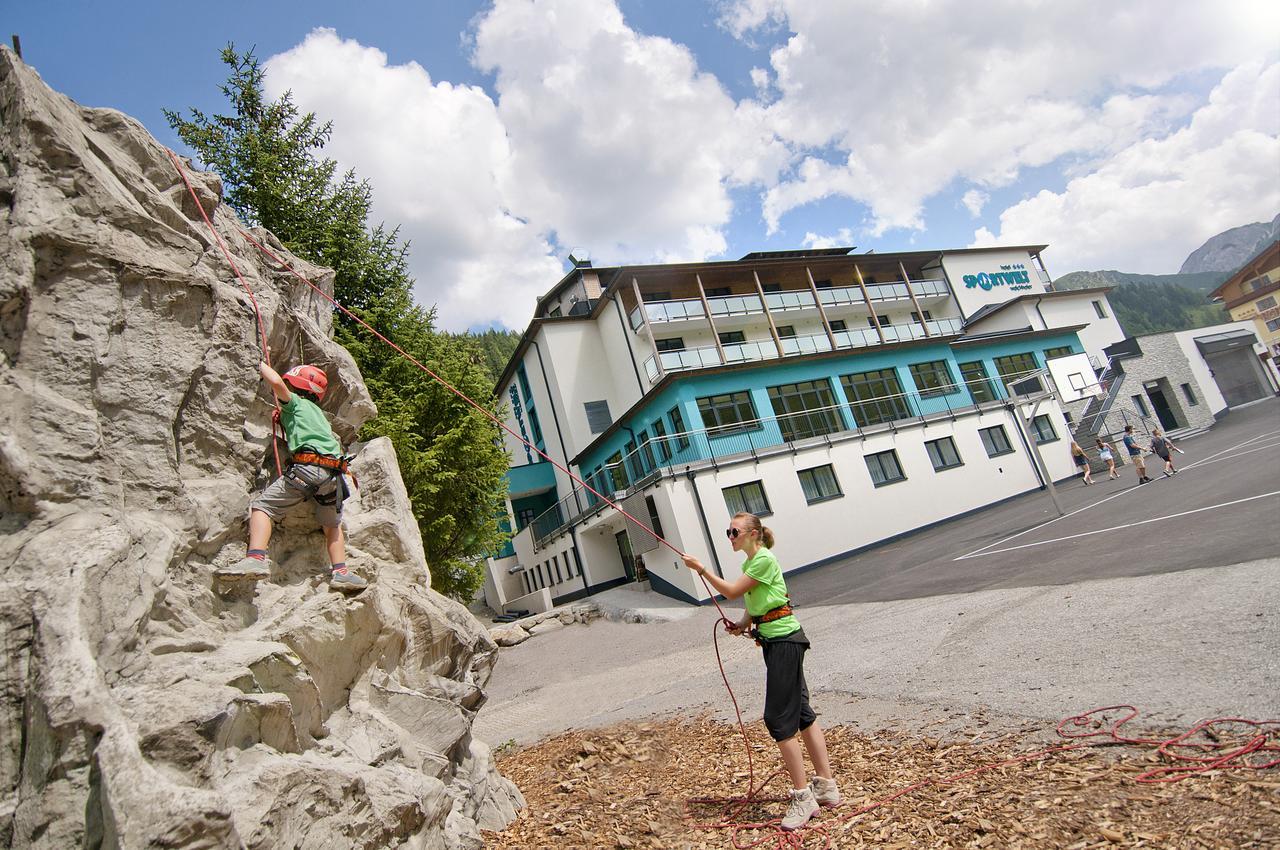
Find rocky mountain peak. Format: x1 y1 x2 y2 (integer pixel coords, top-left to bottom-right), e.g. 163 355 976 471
1178 212 1280 274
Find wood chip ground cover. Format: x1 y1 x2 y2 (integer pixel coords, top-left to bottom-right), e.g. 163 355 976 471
484 716 1278 849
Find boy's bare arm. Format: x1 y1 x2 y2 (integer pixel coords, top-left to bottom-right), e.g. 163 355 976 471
259 361 292 403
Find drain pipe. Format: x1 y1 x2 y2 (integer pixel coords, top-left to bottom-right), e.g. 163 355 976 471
685 469 724 578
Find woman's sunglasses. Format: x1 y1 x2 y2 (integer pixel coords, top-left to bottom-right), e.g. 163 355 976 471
725 527 741 539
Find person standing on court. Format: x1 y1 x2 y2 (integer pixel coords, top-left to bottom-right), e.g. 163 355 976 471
681 512 839 832
1095 436 1119 480
1122 424 1152 484
1150 427 1179 477
1070 440 1094 485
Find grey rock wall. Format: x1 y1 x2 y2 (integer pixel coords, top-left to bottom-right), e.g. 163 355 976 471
0 48 521 849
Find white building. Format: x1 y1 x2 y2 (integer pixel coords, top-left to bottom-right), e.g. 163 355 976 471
482 245 1126 613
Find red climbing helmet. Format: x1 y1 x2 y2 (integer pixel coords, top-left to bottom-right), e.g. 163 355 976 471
283 365 328 400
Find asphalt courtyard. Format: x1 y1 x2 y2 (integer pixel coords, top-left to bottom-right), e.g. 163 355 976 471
475 397 1279 746
789 395 1280 607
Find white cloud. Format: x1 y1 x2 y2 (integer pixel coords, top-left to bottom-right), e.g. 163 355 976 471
973 62 1280 273
472 0 788 265
726 0 1280 236
801 227 855 249
961 189 988 218
263 29 561 331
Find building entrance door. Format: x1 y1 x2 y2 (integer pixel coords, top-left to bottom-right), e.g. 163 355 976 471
1145 387 1179 431
615 530 636 582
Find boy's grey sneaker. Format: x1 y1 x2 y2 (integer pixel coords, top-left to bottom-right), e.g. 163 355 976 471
808 776 841 808
780 787 818 832
216 557 271 581
329 570 368 592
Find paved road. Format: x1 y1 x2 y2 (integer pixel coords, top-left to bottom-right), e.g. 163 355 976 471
474 399 1280 746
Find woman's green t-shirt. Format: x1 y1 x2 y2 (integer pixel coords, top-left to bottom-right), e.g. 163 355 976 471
741 547 799 638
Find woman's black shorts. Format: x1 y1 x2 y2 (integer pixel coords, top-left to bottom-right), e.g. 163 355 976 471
761 628 816 741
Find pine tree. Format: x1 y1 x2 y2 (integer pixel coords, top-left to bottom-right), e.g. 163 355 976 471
166 45 509 599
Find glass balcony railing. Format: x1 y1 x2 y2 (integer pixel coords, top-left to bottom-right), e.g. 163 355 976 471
865 282 911 301
763 290 818 312
722 339 781 365
927 316 964 335
779 333 834 356
630 297 707 329
832 327 882 349
706 293 764 318
910 278 950 298
816 285 864 308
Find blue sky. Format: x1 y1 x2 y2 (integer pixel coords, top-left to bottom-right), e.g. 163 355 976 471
11 1 1279 330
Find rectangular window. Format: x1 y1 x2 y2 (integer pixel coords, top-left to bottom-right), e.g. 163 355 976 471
651 418 670 461
866 314 889 328
797 464 842 504
910 310 933 323
516 507 536 530
840 369 912 427
813 279 833 289
1256 295 1278 311
1181 383 1199 406
828 319 847 331
527 408 543 444
767 379 842 441
762 282 783 293
993 352 1040 387
1246 276 1268 292
547 306 561 318
656 337 685 352
668 405 690 451
635 429 655 475
1043 346 1074 360
517 366 532 402
645 495 665 539
979 425 1014 457
925 436 963 471
1092 300 1108 319
704 286 732 298
1030 414 1059 444
909 360 957 398
775 325 796 337
584 400 613 434
606 451 628 491
718 330 746 345
722 480 771 516
697 391 759 436
865 449 906 486
642 290 671 302
959 360 997 404
1267 317 1280 333
1132 394 1150 417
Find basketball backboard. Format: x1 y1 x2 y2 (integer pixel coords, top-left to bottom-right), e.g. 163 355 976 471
1045 352 1103 403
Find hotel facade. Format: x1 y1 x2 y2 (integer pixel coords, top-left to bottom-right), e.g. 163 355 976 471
1208 239 1280 359
482 245 1126 612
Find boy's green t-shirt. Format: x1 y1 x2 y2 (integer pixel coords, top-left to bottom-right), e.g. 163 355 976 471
281 394 343 457
741 547 799 638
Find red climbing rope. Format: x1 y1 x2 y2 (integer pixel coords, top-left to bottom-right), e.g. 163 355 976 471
167 148 285 476
164 153 760 789
164 153 1277 850
684 705 1279 849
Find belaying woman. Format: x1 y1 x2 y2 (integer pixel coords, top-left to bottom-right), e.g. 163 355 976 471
682 511 840 831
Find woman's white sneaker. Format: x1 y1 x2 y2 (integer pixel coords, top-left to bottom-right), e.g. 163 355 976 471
781 788 819 831
808 775 841 807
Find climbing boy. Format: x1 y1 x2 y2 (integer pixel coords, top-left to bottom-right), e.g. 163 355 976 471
216 358 367 591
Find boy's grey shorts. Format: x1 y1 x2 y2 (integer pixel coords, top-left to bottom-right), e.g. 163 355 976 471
250 464 343 528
